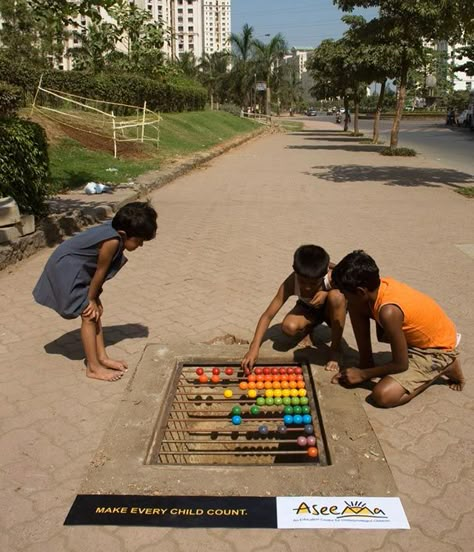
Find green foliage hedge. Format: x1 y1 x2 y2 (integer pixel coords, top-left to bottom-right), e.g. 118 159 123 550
0 54 207 113
0 82 23 117
0 118 51 216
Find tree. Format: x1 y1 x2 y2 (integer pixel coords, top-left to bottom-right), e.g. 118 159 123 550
68 21 118 73
253 33 287 114
333 0 474 148
198 51 231 109
230 23 256 108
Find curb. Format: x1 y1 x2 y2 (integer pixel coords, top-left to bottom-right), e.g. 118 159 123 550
0 126 269 271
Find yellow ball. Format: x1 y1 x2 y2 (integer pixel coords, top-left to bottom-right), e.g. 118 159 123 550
248 389 257 398
265 389 274 398
298 389 307 397
273 389 282 398
281 389 290 397
223 389 233 398
290 389 299 397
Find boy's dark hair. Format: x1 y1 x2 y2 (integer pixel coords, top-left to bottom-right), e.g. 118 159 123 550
112 201 157 240
331 250 380 292
293 245 330 279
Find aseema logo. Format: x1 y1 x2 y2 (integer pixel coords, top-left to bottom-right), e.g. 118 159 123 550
293 500 388 520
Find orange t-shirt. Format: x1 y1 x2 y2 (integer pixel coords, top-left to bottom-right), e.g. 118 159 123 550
371 277 456 350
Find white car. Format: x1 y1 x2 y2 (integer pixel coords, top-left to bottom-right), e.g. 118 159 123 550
457 109 470 127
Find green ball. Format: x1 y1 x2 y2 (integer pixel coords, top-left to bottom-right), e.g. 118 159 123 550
273 397 283 406
250 405 260 415
256 397 266 406
283 405 294 415
231 406 242 415
291 397 300 406
265 397 274 406
293 406 302 415
302 405 311 414
282 397 291 405
299 397 309 405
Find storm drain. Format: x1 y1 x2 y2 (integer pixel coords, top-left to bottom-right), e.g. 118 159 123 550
147 363 330 466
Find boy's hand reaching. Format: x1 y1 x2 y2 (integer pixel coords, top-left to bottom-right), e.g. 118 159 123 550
309 290 328 308
331 367 367 385
241 348 259 375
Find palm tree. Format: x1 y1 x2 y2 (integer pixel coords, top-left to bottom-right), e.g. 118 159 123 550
230 23 255 108
253 33 287 114
198 51 231 109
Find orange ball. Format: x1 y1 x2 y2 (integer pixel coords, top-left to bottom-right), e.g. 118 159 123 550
211 374 220 384
280 374 289 382
256 374 265 382
239 381 248 390
280 380 289 389
248 374 256 382
248 381 256 389
264 374 273 382
272 381 281 389
296 374 304 381
289 380 297 389
307 447 318 458
264 381 273 389
288 374 297 381
272 374 281 382
199 374 208 384
256 381 265 389
297 381 306 389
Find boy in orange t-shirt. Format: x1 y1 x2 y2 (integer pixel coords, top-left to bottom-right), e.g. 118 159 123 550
330 250 465 407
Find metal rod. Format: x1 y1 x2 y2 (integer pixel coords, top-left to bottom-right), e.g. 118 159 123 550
161 439 309 445
158 450 313 456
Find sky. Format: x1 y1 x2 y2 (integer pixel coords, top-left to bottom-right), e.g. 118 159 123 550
231 0 378 50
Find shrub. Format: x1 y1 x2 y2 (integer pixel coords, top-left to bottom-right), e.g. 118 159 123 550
0 82 23 117
380 147 417 157
0 118 51 216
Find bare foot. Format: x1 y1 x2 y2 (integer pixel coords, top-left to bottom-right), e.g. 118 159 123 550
325 360 340 372
99 357 128 372
86 363 123 382
443 359 466 391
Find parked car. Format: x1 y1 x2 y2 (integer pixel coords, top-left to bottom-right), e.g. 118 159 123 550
306 108 318 116
457 109 470 127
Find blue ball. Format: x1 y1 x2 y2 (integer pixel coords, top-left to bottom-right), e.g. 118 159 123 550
232 415 242 425
304 424 314 435
302 414 312 424
283 414 293 425
293 414 303 424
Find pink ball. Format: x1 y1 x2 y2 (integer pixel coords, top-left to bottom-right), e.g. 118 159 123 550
296 436 307 447
306 435 316 446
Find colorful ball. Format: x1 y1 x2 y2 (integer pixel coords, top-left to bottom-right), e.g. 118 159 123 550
224 367 234 376
297 436 308 447
264 381 273 389
293 414 303 424
297 381 306 389
256 397 266 406
231 406 242 415
306 435 317 446
212 367 221 375
302 414 312 424
195 367 204 376
231 415 242 425
277 424 288 434
279 367 287 375
248 374 256 382
304 424 314 435
223 389 233 398
247 389 257 399
273 397 283 406
290 389 299 397
293 405 302 415
307 446 318 458
256 381 265 390
284 405 294 415
211 374 220 384
281 388 290 397
263 367 271 375
250 405 260 415
265 397 274 406
287 367 295 375
248 382 256 389
271 367 279 375
283 414 293 425
295 367 303 375
291 397 300 406
302 405 311 414
239 381 248 390
282 397 292 405
198 374 208 383
299 397 309 405
298 389 307 397
254 367 263 375
273 389 282 398
258 425 269 435
265 389 274 398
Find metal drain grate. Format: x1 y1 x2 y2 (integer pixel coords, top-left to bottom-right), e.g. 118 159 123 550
148 363 329 466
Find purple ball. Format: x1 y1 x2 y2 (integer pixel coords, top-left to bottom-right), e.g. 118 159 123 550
296 436 307 447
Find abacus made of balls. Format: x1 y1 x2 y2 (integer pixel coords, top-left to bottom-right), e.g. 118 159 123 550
194 365 319 459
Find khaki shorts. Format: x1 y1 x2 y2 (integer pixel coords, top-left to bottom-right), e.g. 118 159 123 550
389 347 459 394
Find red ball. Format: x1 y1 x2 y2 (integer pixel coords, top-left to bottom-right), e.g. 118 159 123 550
198 374 208 383
287 367 295 375
271 367 279 375
279 367 287 375
224 367 234 376
263 367 271 375
196 367 204 376
254 367 263 375
212 367 221 375
307 446 318 458
295 367 303 375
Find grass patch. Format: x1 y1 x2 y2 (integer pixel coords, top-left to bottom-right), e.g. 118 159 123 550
279 120 304 132
47 110 259 192
455 186 474 198
380 147 416 156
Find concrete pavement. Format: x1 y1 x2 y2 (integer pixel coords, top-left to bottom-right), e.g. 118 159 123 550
1 119 473 551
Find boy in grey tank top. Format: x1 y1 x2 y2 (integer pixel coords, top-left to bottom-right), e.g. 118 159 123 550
33 202 157 382
241 245 347 373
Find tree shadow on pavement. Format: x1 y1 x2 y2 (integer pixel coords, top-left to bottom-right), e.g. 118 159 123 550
307 164 474 188
44 323 148 360
288 144 384 153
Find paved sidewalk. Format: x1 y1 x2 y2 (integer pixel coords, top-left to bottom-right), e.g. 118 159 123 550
1 119 473 551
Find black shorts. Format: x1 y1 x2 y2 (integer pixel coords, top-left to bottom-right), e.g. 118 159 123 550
296 299 328 327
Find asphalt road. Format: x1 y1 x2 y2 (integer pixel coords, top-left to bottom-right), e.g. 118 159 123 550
303 115 474 176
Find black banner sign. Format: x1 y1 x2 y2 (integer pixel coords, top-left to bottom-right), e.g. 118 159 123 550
64 495 278 528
